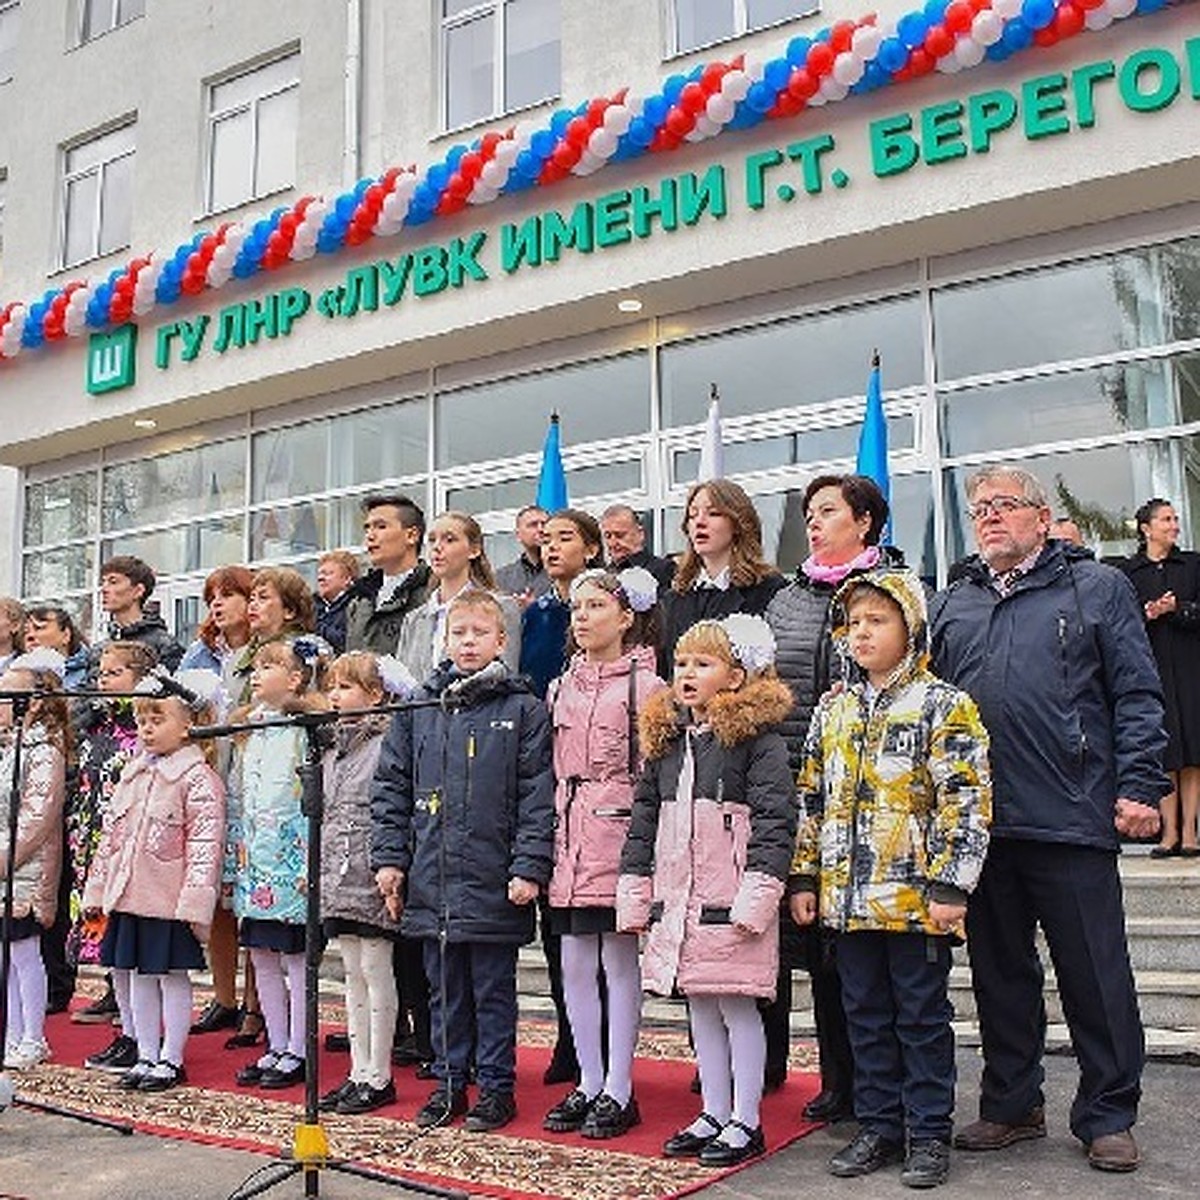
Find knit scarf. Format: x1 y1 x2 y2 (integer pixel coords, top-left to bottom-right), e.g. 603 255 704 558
801 544 881 585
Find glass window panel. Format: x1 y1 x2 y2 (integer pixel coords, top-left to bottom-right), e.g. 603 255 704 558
102 517 244 577
661 297 923 427
253 422 328 503
445 460 641 512
0 3 19 83
437 352 649 467
674 0 735 51
444 0 479 16
943 440 1200 567
255 85 298 196
747 0 818 28
250 497 366 562
209 110 253 212
505 0 559 111
22 545 94 596
941 354 1200 458
64 172 99 265
932 244 1200 381
98 152 133 255
446 13 494 127
330 399 428 488
212 56 298 114
103 440 246 532
66 125 134 174
24 473 98 545
672 416 915 484
81 0 108 41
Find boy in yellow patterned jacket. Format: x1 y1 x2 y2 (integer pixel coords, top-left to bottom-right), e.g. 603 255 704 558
789 567 990 1189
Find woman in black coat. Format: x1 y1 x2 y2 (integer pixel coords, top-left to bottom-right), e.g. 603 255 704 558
657 478 785 678
1121 498 1200 856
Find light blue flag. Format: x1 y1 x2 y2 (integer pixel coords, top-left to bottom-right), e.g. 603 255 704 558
856 350 891 543
536 412 568 511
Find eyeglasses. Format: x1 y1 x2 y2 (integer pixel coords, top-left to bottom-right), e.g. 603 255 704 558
967 496 1038 521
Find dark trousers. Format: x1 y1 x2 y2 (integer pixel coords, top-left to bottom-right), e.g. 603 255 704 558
967 839 1144 1143
423 939 518 1095
392 934 432 1057
837 930 955 1143
41 841 76 1009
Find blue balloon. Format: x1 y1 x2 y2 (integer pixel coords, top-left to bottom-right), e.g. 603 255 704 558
627 116 655 147
425 162 450 191
1002 17 1033 50
863 61 890 90
787 36 812 66
445 144 467 169
530 130 555 159
985 40 1012 62
1137 0 1168 10
642 94 669 126
550 109 572 135
22 323 45 348
746 82 775 114
663 74 686 104
897 13 928 49
1022 0 1055 30
514 149 539 180
726 104 764 130
764 58 791 92
877 37 908 73
334 194 355 221
815 26 832 43
923 0 948 25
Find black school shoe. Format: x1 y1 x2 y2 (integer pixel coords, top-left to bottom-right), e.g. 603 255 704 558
138 1061 188 1092
699 1120 765 1167
259 1053 306 1089
190 999 239 1034
85 1034 138 1072
663 1112 723 1158
414 1086 469 1127
901 1139 952 1188
581 1094 641 1140
465 1089 517 1132
829 1129 906 1177
338 1079 397 1115
319 1077 357 1112
543 1088 594 1132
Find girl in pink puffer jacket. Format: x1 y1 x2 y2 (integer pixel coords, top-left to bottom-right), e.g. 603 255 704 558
542 568 666 1141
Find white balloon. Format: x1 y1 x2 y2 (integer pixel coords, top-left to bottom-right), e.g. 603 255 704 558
603 104 632 134
223 225 246 250
971 11 1004 46
624 93 645 117
686 116 719 141
478 159 506 189
132 295 158 316
589 127 617 158
289 240 318 260
468 183 500 201
392 175 417 201
706 93 735 123
955 36 986 68
721 69 751 102
937 51 964 74
991 0 1023 17
833 51 864 86
742 51 767 81
819 76 849 102
1110 0 1136 16
1085 5 1114 29
205 264 233 288
852 25 884 58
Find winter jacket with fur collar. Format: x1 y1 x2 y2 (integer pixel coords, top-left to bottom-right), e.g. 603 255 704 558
616 675 797 998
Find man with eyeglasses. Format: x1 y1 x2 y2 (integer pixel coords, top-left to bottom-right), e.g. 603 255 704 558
930 465 1167 1175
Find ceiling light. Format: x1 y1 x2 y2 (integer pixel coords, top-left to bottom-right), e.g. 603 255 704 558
617 298 643 314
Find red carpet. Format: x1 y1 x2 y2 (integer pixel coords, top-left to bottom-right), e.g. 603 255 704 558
13 1002 823 1200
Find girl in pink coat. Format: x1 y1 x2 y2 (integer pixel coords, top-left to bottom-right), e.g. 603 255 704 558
84 672 226 1092
617 616 796 1166
543 568 666 1140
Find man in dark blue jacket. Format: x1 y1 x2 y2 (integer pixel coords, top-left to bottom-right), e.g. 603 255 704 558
931 464 1166 1175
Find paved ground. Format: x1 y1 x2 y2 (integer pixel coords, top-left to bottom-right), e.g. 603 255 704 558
1 1049 1195 1200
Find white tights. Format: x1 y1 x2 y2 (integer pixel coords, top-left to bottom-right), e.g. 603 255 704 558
341 935 398 1089
112 967 135 1035
688 993 766 1145
5 935 46 1046
129 970 192 1067
561 931 641 1104
251 947 307 1059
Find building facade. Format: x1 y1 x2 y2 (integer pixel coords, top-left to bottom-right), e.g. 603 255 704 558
0 0 1198 640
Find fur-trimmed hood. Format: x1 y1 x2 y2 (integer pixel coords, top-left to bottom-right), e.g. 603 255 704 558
639 673 794 760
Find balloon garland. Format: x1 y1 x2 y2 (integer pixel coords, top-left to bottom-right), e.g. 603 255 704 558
0 0 1183 361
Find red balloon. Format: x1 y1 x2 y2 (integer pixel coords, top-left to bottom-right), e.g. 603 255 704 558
181 272 206 295
679 81 707 115
552 140 581 170
666 105 694 138
566 116 591 149
829 21 855 53
587 98 608 123
267 230 289 256
436 193 466 216
701 62 728 91
445 174 472 201
1055 3 1085 36
650 128 681 153
944 2 973 34
1076 0 1104 9
479 131 502 156
539 160 569 184
458 151 483 182
277 214 298 237
807 42 835 76
909 48 935 76
788 67 818 99
1033 25 1059 47
772 93 804 118
924 25 955 58
969 0 990 10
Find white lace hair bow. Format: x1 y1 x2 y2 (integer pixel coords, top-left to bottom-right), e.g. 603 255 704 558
376 654 419 699
570 566 659 613
720 614 776 674
7 647 67 680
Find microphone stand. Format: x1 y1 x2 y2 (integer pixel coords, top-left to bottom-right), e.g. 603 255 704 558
189 699 466 1200
0 689 133 1134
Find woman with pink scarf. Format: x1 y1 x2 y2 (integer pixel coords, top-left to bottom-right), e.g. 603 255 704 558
764 474 895 1125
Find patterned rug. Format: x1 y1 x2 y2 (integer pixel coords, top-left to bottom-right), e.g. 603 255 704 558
13 996 822 1200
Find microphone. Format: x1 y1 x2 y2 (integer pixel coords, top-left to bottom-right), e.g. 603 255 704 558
441 659 508 708
137 667 200 708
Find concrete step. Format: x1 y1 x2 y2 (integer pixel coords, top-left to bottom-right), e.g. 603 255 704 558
1117 851 1200 919
1125 916 1200 971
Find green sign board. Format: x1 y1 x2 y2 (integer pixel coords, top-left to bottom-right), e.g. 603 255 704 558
86 325 137 394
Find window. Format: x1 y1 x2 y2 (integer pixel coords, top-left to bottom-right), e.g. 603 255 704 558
61 123 135 267
0 172 7 277
442 0 559 129
0 1 18 84
671 0 819 54
79 0 144 42
207 53 299 213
